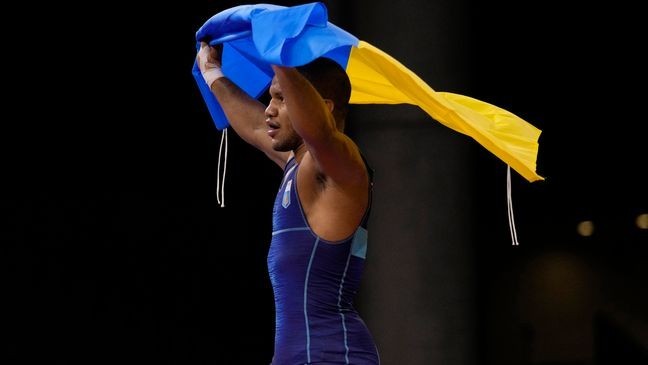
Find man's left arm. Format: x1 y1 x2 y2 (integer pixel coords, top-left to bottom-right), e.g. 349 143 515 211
271 65 366 185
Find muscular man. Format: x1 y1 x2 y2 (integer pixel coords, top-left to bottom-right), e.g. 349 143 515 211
197 42 379 364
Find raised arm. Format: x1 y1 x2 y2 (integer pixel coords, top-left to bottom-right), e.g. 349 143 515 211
271 65 367 186
196 43 290 167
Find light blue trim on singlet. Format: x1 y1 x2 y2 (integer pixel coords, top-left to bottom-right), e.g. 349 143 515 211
351 227 368 259
304 237 320 364
271 227 310 236
337 251 353 364
280 161 298 190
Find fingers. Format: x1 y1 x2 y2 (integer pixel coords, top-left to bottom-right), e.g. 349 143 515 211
210 43 223 63
197 42 223 68
197 42 225 86
196 44 209 71
213 43 223 56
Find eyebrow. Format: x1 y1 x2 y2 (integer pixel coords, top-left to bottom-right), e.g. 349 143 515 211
269 87 282 97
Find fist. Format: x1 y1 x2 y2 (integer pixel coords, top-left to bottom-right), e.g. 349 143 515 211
196 42 223 74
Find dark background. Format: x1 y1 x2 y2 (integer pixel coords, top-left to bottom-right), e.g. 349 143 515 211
6 0 646 364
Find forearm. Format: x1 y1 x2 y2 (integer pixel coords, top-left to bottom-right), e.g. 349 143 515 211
271 65 336 144
271 65 364 183
210 77 267 149
197 42 267 149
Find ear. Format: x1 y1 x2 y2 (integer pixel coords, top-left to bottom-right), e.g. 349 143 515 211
323 99 335 114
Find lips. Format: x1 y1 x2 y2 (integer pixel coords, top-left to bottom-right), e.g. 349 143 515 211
266 118 279 138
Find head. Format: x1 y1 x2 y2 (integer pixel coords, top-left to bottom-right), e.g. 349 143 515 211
265 57 352 152
296 57 351 129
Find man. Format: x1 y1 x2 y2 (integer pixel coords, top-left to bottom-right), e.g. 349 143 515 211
197 42 379 364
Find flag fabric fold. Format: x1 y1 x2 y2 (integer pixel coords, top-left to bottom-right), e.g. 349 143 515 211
193 2 543 182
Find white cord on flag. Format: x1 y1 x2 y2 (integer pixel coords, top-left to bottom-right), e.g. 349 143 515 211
216 128 228 208
507 166 520 245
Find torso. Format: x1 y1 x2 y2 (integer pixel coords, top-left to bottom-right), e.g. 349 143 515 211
267 157 379 365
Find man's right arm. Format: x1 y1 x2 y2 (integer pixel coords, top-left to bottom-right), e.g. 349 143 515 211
196 42 290 167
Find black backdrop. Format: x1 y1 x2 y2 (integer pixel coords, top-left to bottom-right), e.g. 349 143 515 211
6 1 646 364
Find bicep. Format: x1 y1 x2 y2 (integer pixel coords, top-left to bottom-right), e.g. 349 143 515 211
306 132 367 186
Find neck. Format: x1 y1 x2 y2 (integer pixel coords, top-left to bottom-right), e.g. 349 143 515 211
292 143 307 163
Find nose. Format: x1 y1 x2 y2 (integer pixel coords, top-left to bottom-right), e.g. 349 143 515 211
265 102 277 120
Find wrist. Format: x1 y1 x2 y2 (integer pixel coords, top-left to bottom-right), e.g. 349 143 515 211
202 66 224 88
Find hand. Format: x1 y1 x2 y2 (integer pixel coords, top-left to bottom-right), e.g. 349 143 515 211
197 42 224 87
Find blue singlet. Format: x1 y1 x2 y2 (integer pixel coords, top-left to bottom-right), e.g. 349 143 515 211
267 157 379 365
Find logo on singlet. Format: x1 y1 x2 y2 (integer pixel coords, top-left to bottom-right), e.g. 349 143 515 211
282 180 292 208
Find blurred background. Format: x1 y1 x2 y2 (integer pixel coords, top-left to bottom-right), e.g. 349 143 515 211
6 0 646 364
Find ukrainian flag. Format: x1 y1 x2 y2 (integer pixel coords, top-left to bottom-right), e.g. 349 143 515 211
193 2 543 182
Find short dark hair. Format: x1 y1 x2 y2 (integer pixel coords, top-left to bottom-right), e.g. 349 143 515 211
296 57 351 130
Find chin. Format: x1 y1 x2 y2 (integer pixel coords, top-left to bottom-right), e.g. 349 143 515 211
272 135 301 152
272 141 288 152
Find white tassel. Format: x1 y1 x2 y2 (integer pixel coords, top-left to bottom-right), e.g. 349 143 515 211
507 166 520 245
216 128 228 208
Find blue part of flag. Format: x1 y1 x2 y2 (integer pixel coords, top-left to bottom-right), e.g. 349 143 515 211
194 2 359 130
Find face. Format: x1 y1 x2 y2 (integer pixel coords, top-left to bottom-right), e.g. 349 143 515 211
265 77 303 152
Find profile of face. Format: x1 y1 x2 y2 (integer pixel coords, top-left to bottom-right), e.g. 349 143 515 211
265 77 303 152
